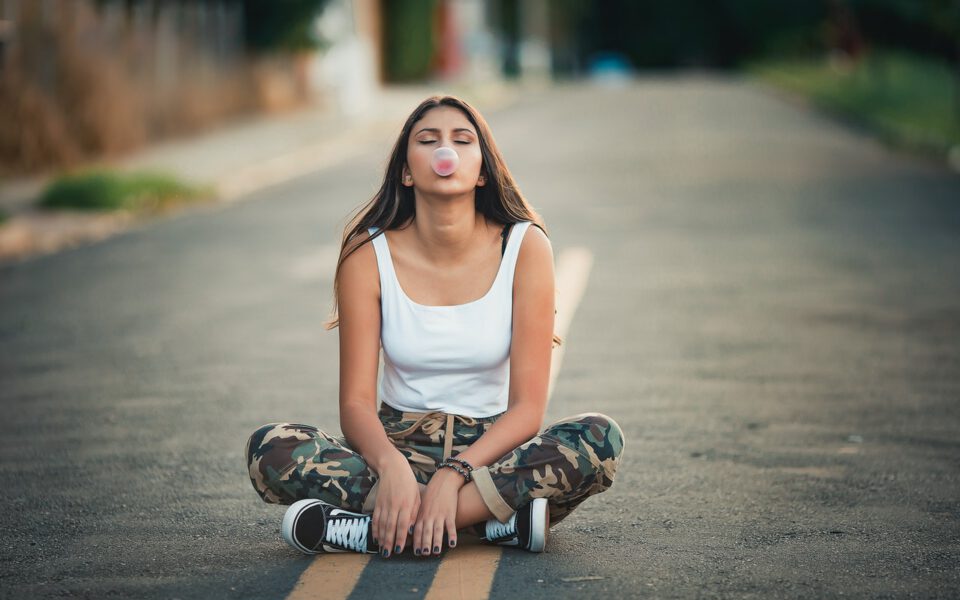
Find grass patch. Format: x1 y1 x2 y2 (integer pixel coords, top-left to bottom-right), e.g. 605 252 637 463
743 49 960 157
36 168 214 213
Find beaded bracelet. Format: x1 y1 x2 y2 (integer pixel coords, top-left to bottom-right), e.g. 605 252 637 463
445 456 475 474
437 461 471 482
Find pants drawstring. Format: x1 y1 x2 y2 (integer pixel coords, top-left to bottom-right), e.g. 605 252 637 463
385 410 478 461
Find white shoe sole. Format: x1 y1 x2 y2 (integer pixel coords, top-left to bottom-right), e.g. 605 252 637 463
527 497 549 552
282 498 324 554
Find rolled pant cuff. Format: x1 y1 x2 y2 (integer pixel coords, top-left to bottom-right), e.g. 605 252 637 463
472 466 515 523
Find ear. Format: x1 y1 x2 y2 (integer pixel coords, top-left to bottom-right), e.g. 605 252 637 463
401 165 413 187
477 172 487 187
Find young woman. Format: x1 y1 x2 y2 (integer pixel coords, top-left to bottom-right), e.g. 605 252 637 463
244 95 625 558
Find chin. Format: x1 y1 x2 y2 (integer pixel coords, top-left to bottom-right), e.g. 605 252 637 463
421 181 471 194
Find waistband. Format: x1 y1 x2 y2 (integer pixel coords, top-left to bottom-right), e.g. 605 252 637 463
378 401 503 461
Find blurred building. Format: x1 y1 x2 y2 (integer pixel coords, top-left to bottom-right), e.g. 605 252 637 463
313 0 556 95
0 0 553 175
0 0 255 174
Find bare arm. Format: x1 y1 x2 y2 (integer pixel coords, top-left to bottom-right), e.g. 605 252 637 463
338 232 422 554
453 225 556 468
337 234 407 474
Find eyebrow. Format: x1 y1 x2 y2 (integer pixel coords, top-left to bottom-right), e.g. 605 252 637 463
415 127 476 136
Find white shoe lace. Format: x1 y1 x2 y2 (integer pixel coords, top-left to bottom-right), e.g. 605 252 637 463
486 511 518 541
325 515 370 552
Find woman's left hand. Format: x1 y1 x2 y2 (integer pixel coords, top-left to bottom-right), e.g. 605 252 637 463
413 468 464 556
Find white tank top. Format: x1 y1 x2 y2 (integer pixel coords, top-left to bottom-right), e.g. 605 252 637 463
367 221 533 417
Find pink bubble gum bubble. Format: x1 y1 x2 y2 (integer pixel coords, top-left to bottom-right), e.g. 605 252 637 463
431 146 460 176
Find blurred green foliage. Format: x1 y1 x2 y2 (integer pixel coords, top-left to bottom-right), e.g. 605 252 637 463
382 0 439 82
539 0 829 69
849 0 959 57
547 0 959 70
235 0 331 54
92 0 331 54
37 169 212 212
747 49 960 155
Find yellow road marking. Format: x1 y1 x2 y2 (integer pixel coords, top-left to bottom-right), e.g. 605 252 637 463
423 538 502 600
548 247 594 399
284 246 594 600
286 554 371 600
422 246 593 600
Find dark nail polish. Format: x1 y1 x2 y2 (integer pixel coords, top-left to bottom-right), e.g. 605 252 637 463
409 526 414 534
395 545 401 553
381 549 388 557
415 548 420 555
450 539 457 547
434 545 440 553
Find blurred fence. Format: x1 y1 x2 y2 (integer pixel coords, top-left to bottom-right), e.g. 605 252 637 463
0 0 313 176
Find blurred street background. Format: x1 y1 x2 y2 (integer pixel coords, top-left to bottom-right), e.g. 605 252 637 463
0 1 958 598
0 0 958 260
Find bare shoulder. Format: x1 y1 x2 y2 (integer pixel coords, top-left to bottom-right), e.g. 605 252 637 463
516 223 554 272
514 223 555 300
338 229 380 303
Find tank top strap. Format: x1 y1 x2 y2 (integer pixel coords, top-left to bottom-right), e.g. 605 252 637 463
497 221 532 292
367 222 532 304
367 226 400 301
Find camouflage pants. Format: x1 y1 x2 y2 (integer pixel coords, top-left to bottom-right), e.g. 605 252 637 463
245 402 625 526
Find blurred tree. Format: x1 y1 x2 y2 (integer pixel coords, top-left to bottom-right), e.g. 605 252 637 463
847 0 957 63
382 0 439 82
845 0 959 118
493 0 521 78
93 0 331 54
552 0 957 70
571 0 827 70
545 0 959 119
232 0 330 54
548 0 591 77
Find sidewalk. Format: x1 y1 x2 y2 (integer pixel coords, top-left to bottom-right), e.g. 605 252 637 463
0 79 526 266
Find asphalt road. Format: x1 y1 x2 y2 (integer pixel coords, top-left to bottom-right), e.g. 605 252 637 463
1 75 958 599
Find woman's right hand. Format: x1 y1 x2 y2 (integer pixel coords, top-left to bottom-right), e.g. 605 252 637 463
371 452 421 557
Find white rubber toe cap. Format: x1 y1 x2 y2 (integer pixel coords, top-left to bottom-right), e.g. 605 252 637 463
281 499 323 554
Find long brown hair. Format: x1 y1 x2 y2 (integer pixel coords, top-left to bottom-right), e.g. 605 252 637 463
323 94 562 348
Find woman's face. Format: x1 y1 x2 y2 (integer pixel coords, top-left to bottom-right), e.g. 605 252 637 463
403 105 485 195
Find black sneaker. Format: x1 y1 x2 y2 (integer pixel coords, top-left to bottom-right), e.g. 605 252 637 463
480 497 549 552
281 499 378 555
